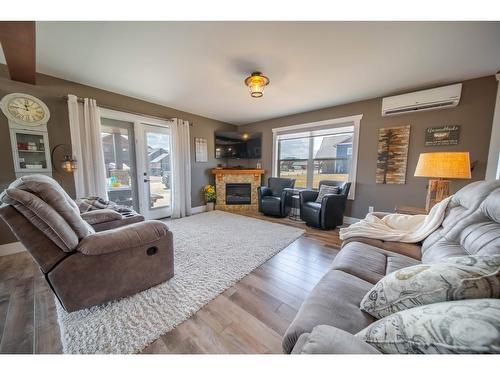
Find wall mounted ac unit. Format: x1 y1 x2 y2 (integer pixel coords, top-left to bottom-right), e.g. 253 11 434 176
381 83 462 116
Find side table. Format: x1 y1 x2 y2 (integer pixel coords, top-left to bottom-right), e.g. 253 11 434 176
289 194 302 221
284 188 305 222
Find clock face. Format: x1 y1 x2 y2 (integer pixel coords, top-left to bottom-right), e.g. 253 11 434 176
7 97 46 123
0 93 50 126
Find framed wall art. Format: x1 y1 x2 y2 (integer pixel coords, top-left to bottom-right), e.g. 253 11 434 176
195 137 208 162
376 125 411 185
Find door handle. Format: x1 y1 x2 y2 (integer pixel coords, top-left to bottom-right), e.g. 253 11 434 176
144 178 150 183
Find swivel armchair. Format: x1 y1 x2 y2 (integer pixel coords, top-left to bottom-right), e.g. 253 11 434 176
258 177 296 217
300 180 351 229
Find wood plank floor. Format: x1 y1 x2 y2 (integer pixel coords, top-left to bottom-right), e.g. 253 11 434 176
0 212 341 354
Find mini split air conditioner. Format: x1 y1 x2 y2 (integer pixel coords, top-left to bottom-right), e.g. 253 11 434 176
381 83 462 116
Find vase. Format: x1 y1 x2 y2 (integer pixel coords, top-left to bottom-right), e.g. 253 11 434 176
206 202 215 211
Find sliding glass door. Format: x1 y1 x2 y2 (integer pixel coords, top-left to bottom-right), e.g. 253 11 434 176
101 118 139 211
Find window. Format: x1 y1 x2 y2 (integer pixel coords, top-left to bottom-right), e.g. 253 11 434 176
273 115 362 199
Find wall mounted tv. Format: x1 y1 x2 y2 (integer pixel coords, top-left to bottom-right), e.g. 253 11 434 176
215 132 262 159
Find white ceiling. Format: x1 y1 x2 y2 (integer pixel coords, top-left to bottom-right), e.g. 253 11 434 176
2 22 500 125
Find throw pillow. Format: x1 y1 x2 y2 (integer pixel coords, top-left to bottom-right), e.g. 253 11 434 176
356 299 500 354
315 185 340 203
360 255 500 319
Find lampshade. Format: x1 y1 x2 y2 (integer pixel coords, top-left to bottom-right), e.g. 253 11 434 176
414 152 471 179
244 72 270 98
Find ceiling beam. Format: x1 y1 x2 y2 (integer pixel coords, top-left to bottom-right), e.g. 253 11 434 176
0 21 36 84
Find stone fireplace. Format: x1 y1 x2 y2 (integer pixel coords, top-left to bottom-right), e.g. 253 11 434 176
212 168 265 211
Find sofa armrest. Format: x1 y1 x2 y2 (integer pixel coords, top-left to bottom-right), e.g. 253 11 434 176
80 209 123 225
299 189 319 203
320 193 347 227
291 325 380 354
77 220 170 255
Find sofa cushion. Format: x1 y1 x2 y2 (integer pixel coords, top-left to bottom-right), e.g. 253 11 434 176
291 325 381 354
7 174 93 239
421 180 500 262
332 242 420 284
341 237 422 260
356 299 500 354
360 255 500 319
282 269 375 354
1 188 79 252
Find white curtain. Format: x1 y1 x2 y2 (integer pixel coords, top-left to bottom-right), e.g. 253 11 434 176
171 118 192 218
67 94 108 199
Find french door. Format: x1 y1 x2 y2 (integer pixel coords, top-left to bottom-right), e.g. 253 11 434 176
100 108 173 220
135 123 172 219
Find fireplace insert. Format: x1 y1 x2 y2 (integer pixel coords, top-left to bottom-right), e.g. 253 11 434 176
226 183 251 205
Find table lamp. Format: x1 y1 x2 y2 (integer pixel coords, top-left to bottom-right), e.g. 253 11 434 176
414 152 471 211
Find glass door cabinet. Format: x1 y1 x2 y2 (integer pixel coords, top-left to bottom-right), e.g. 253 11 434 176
10 127 52 176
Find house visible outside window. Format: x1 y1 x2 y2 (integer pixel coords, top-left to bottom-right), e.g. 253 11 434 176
272 115 362 199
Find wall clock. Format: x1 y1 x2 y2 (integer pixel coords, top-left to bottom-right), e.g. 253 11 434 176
0 93 50 127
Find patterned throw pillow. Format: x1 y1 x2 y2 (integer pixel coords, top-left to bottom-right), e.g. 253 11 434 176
315 185 340 203
360 255 500 319
356 299 500 354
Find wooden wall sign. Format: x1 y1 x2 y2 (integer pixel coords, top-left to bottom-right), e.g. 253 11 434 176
376 125 411 185
425 125 460 146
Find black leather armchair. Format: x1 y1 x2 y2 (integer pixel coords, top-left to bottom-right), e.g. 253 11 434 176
258 177 295 217
299 180 351 229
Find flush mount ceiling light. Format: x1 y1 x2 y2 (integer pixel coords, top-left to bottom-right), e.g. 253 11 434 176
244 72 270 98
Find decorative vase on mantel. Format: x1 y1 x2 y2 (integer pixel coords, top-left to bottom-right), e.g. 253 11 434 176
206 202 215 211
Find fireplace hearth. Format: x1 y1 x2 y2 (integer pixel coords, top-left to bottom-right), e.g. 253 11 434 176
226 183 252 205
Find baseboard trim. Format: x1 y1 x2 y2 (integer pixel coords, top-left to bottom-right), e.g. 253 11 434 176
0 241 26 257
343 216 361 225
191 205 207 214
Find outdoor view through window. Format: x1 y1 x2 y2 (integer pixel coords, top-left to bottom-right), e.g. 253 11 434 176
277 126 353 188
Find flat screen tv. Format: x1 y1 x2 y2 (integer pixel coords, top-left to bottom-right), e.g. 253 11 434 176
215 132 262 159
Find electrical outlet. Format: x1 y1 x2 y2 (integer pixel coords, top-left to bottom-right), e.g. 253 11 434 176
368 206 374 213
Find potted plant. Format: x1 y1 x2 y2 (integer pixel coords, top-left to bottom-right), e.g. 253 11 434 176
203 184 216 211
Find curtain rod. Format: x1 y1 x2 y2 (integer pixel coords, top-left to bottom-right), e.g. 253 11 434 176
61 95 193 125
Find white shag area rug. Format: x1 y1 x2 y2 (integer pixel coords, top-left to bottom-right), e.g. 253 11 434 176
56 210 304 354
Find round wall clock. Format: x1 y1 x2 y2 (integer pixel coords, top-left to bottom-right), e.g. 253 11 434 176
0 93 51 127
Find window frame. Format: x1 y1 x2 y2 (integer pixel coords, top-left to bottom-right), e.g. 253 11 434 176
272 114 362 200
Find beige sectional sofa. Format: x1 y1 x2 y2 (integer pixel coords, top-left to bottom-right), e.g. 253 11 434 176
284 180 500 354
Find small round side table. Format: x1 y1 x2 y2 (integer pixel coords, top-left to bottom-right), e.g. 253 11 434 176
289 194 302 221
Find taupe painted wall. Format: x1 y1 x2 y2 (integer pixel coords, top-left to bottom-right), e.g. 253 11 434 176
239 76 498 219
0 64 235 244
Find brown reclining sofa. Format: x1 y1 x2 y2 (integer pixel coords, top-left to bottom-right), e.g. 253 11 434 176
0 174 174 312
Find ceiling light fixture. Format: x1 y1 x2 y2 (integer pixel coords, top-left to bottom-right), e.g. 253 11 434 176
244 72 270 98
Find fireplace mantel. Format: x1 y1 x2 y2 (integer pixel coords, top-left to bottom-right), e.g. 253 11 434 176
211 168 265 182
211 169 265 211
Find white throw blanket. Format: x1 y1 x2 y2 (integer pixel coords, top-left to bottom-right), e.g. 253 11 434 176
339 196 452 243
